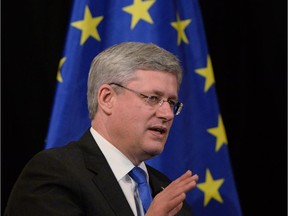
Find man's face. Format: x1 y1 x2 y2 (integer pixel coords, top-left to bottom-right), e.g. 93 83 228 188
111 70 179 164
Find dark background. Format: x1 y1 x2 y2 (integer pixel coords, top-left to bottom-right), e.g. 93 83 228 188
2 0 287 215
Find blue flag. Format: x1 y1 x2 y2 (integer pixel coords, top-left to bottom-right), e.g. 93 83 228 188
45 0 242 215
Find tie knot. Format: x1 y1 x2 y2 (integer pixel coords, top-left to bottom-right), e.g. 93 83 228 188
129 167 147 184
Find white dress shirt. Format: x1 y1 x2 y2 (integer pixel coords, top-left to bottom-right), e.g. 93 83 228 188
90 127 148 216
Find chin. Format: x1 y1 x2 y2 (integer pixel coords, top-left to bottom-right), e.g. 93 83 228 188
148 146 164 156
143 140 165 155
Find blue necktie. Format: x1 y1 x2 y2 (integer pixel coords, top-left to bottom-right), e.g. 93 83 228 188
129 167 153 213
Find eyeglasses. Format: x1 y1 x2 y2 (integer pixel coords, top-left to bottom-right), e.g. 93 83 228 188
109 83 183 115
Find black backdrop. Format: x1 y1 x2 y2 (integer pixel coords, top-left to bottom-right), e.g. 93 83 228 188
2 0 287 215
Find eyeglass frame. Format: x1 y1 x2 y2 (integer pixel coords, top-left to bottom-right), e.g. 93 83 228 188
109 83 183 115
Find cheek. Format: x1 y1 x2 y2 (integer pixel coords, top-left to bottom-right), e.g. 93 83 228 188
123 103 150 123
116 100 154 137
118 110 146 135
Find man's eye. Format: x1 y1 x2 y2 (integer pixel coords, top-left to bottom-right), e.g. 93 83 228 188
168 100 176 106
147 95 159 103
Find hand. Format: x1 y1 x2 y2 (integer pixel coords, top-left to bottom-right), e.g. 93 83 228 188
145 170 199 216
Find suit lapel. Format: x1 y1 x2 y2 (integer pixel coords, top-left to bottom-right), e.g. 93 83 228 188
147 166 170 198
79 130 134 216
77 130 192 216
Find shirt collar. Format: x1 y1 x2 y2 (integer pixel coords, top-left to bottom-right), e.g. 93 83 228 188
90 127 148 181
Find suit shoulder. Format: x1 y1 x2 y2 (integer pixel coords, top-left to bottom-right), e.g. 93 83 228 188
33 141 80 160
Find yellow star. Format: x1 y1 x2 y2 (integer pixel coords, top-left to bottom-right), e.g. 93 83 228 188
171 13 191 45
71 6 103 45
207 115 228 152
197 169 224 206
56 57 66 83
123 0 156 29
195 55 215 92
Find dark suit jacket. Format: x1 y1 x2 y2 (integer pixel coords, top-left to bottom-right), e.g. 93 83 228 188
4 130 193 216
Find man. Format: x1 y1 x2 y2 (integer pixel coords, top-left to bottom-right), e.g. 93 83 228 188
4 42 199 216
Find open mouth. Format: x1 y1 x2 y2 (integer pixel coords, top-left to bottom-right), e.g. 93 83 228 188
149 126 167 134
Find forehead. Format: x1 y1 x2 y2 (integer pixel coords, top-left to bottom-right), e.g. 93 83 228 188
128 70 179 94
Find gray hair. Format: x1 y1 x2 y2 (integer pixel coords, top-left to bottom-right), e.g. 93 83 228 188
87 42 183 119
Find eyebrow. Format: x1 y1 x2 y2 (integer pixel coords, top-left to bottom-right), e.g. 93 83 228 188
150 90 178 100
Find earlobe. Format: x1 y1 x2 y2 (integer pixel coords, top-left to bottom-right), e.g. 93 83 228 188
97 84 114 114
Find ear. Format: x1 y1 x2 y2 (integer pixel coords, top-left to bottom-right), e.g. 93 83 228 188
97 84 115 114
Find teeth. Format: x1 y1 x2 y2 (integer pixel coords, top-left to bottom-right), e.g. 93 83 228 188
154 128 164 134
150 126 166 134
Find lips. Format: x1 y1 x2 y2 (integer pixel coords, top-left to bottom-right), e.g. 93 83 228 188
149 126 167 134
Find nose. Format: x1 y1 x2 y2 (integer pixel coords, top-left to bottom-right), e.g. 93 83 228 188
156 100 174 120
